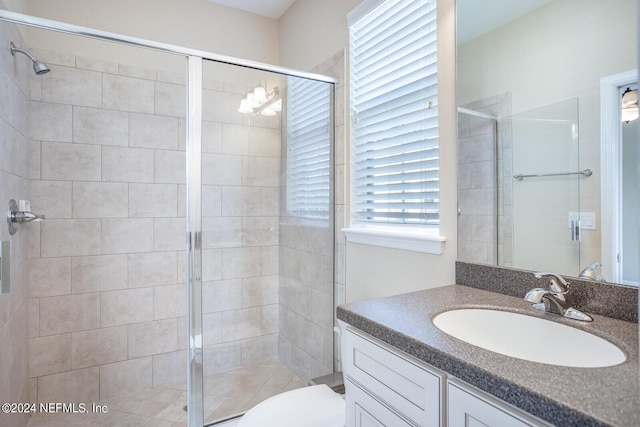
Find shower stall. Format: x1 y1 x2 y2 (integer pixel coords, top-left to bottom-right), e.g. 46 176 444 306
0 8 338 427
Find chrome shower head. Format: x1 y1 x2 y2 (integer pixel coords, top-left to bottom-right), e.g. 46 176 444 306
10 42 50 75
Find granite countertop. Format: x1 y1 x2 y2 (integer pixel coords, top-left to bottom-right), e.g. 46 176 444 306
337 284 640 427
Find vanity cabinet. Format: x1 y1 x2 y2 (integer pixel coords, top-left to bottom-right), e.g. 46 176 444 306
343 326 444 426
342 325 549 427
447 381 544 427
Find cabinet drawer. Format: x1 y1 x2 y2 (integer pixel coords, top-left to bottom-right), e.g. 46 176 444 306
448 382 541 427
346 379 413 427
343 328 443 426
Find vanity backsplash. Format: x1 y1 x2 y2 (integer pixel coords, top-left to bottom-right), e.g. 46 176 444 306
456 261 638 323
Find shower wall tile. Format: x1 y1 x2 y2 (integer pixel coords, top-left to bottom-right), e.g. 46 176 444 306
102 74 154 114
118 64 156 81
203 312 222 346
242 275 279 307
101 288 154 327
29 140 41 180
221 307 261 341
101 146 154 183
41 141 101 181
30 333 71 377
242 334 277 367
202 153 242 185
72 106 128 146
71 254 128 294
75 56 119 74
130 113 180 150
155 81 186 118
260 187 279 216
202 185 222 217
99 357 153 399
221 186 261 217
37 367 99 404
203 217 242 248
72 181 128 218
40 219 102 257
41 66 102 108
128 251 177 288
29 257 71 298
242 217 279 246
153 218 185 251
30 180 72 218
129 183 178 218
221 247 261 279
153 284 186 320
71 326 127 369
260 246 279 276
39 293 100 336
221 123 250 155
102 218 154 254
202 279 242 313
202 120 223 153
248 127 280 158
154 150 186 184
241 156 279 187
152 350 187 386
202 249 222 281
30 101 72 142
128 319 178 358
203 342 242 376
261 304 278 334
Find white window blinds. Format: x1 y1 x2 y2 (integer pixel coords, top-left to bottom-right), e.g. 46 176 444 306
350 0 439 227
286 77 332 219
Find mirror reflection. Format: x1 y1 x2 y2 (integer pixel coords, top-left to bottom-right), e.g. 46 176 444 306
456 0 638 286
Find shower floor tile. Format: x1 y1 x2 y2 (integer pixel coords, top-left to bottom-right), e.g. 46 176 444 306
27 359 304 427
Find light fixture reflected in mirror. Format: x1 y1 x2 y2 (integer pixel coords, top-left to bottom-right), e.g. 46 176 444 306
238 80 281 116
621 87 638 124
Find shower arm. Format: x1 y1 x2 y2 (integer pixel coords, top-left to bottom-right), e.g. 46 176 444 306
10 42 38 62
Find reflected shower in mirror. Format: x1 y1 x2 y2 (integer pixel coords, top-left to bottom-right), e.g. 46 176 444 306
456 0 638 285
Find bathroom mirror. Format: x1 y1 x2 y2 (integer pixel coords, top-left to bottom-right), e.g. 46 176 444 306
456 0 638 286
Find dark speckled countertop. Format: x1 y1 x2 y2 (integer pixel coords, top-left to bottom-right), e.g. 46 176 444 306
337 285 640 427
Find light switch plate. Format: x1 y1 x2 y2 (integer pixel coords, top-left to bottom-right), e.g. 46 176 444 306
568 212 596 230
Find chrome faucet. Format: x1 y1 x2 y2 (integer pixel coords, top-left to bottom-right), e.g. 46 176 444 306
524 272 593 322
579 262 605 281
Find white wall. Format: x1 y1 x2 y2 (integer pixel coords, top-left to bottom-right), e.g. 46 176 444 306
458 0 637 274
280 0 458 303
12 0 279 73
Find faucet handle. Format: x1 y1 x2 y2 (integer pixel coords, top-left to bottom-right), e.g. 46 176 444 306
533 272 569 294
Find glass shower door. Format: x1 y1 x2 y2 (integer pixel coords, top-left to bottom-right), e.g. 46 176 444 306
511 98 581 274
193 60 335 425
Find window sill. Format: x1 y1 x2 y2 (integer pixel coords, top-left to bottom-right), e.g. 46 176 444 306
342 227 446 254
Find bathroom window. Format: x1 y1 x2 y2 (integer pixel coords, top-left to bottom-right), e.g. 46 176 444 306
286 77 332 220
346 0 443 253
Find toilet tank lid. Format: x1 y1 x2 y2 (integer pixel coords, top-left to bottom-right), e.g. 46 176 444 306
238 384 345 427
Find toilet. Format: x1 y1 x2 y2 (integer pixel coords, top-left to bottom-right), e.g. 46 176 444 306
237 384 346 427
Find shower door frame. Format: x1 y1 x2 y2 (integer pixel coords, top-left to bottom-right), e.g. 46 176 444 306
0 9 338 427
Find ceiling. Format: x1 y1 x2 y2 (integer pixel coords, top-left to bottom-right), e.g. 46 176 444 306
457 0 555 44
206 0 297 19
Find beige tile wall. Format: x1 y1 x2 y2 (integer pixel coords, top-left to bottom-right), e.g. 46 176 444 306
0 10 32 427
457 94 512 266
28 49 283 402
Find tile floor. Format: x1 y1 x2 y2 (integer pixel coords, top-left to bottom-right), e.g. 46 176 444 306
27 359 305 427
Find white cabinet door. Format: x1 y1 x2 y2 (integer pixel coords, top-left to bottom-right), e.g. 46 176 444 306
448 382 537 427
343 327 443 426
346 379 414 427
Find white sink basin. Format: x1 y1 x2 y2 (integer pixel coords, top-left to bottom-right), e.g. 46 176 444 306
432 309 626 368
